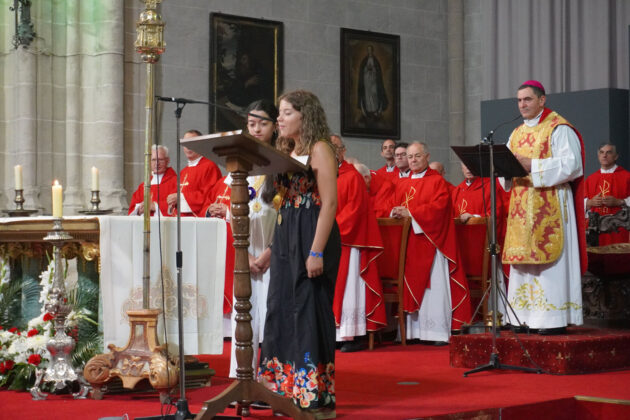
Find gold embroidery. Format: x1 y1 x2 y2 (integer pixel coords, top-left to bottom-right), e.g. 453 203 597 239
599 180 610 197
503 111 576 265
180 173 189 191
401 186 416 208
509 277 582 311
458 199 468 215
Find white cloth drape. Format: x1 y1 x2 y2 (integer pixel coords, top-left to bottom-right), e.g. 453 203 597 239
99 216 226 354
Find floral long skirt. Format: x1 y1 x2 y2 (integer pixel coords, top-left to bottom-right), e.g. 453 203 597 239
257 206 340 410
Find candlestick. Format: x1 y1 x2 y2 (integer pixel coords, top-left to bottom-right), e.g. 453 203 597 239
91 167 99 191
52 180 63 217
14 165 23 190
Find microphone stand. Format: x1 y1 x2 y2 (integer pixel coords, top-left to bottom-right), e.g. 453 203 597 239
140 99 193 420
463 126 541 377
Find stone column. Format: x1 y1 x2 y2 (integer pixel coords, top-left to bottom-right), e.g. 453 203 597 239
447 0 465 182
15 48 41 210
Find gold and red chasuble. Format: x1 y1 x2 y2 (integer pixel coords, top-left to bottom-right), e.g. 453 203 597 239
503 110 578 265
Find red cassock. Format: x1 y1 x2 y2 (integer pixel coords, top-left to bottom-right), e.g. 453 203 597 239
180 157 222 216
369 170 396 218
585 167 630 245
201 176 235 315
334 161 387 332
128 167 177 216
394 169 472 329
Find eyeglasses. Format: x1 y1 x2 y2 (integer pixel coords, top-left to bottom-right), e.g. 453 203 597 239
394 153 406 158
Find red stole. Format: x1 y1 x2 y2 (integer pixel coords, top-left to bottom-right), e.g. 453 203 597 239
333 161 386 331
585 166 630 245
395 169 471 329
128 167 177 216
180 157 222 216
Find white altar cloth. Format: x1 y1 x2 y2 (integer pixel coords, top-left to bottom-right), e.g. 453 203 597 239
99 216 226 355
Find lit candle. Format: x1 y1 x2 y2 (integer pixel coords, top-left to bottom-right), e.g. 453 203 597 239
91 166 99 191
52 180 63 217
14 165 23 190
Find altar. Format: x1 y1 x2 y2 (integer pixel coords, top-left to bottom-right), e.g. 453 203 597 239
0 216 226 355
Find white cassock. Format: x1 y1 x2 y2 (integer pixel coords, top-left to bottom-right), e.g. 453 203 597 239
229 175 277 378
335 248 366 341
501 112 583 329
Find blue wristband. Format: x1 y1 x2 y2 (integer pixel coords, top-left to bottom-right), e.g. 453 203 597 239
309 250 323 258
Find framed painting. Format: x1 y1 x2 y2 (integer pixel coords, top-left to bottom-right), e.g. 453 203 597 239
340 28 400 139
209 13 283 132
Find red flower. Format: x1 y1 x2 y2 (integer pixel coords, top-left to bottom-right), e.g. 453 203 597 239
8 327 18 333
43 313 53 322
27 329 39 337
27 354 42 366
0 326 3 330
4 360 14 370
0 363 5 374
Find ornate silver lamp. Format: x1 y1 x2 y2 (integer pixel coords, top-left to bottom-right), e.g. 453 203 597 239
30 218 89 400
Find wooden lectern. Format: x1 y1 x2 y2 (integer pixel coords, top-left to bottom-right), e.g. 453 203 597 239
181 131 314 420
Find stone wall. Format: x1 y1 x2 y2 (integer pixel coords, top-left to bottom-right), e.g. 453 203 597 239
123 0 452 200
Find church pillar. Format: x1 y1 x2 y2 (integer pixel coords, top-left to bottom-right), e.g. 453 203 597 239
14 48 41 210
447 0 465 182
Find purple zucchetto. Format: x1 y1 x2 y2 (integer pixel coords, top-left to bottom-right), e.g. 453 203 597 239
521 80 546 94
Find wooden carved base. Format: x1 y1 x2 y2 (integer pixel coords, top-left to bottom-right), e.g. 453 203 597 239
83 309 178 399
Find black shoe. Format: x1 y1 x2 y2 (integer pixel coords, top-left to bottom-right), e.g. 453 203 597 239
340 340 366 353
432 341 449 346
537 327 567 336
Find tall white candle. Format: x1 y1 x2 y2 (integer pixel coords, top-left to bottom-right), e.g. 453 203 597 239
14 165 23 190
52 180 63 217
91 166 99 191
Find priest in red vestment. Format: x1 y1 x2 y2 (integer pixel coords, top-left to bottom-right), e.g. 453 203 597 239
166 130 222 217
585 143 630 245
375 138 397 180
128 145 177 216
390 142 471 342
451 162 497 223
331 135 386 352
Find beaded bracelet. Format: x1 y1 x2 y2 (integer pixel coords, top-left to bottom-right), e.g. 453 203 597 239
309 250 323 258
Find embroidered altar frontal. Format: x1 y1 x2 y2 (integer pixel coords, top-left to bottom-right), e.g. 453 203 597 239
450 327 630 374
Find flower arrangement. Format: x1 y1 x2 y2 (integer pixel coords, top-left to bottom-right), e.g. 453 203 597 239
0 258 100 391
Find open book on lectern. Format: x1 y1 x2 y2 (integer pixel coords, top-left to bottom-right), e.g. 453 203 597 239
451 144 528 179
180 129 308 176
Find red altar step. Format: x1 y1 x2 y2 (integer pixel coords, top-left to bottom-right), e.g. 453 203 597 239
425 396 630 420
449 326 630 374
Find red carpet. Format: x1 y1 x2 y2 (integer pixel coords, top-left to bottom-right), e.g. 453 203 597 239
450 326 630 374
2 337 630 419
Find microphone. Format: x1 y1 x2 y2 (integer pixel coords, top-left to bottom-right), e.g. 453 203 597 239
482 114 521 144
156 96 208 105
156 95 275 122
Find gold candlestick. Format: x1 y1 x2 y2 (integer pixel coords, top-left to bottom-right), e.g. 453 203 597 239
78 190 113 215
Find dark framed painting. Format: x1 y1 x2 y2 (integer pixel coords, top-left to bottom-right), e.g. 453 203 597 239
209 13 283 132
340 28 400 139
